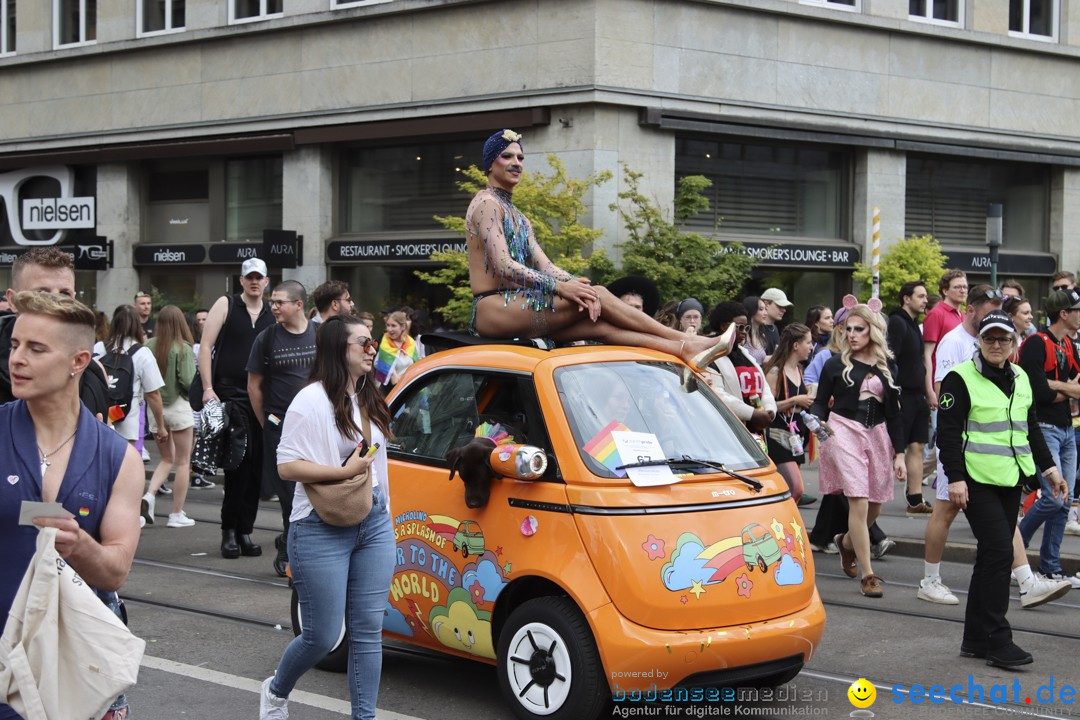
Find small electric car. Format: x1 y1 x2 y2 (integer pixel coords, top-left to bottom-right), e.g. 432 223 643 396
291 334 826 720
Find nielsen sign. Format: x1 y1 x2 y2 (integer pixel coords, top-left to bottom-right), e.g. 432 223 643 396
22 197 96 230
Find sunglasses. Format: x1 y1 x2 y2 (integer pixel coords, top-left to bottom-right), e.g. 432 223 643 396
1053 285 1073 292
733 323 751 332
972 289 1004 301
348 337 378 351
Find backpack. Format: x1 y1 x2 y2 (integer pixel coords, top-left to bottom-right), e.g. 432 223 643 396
99 343 143 422
1020 331 1080 378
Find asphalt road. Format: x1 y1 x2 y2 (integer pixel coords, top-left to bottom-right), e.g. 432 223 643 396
119 461 1080 720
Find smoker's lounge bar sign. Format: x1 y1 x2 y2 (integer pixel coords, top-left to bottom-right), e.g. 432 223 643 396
327 239 468 263
723 241 861 269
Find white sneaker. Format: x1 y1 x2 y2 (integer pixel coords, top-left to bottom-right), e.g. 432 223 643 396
917 576 959 605
871 538 896 560
141 447 150 462
140 493 155 526
1040 571 1080 590
1065 520 1080 536
809 542 839 554
1020 575 1071 609
166 511 195 528
139 516 146 529
260 676 289 720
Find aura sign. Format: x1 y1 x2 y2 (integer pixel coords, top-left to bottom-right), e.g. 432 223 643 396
0 165 96 245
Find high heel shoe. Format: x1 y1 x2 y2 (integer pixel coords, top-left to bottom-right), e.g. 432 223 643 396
689 324 735 372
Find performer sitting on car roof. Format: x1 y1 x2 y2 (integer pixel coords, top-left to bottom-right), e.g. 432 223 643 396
465 129 730 372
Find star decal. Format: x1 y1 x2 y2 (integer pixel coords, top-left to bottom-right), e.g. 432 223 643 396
788 518 803 545
689 579 706 599
495 546 503 556
503 561 512 575
680 595 688 604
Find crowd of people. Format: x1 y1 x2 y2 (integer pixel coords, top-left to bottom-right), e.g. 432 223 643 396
4 128 1080 719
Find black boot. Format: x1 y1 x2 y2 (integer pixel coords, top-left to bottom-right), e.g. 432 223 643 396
986 643 1033 668
273 543 289 577
238 533 262 557
221 529 240 559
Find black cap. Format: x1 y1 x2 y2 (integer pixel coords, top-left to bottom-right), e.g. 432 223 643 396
607 275 660 318
978 310 1015 336
1045 288 1080 319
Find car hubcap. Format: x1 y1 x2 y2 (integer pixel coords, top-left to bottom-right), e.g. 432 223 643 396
505 623 572 715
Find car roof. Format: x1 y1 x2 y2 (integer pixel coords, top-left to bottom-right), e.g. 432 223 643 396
410 341 685 376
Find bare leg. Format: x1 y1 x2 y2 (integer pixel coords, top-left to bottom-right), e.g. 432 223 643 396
474 289 723 361
777 462 804 502
905 443 925 496
170 427 194 515
1011 528 1028 571
845 497 874 578
147 437 173 495
924 499 960 564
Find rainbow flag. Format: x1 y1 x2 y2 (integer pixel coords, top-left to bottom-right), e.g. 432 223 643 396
583 420 630 476
374 334 419 385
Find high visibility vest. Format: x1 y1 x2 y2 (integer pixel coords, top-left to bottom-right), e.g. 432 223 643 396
953 360 1036 486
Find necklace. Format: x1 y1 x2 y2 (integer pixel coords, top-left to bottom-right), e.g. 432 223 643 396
39 428 77 478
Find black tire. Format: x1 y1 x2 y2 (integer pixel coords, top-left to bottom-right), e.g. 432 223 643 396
462 545 470 558
289 586 348 673
497 596 607 720
757 556 768 573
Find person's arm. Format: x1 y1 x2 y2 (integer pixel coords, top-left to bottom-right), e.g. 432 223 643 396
808 359 836 420
279 453 373 484
886 315 904 362
248 372 266 428
707 361 754 422
198 295 230 405
144 389 166 442
178 343 196 389
1026 403 1055 473
34 444 143 591
936 371 971 486
923 341 938 409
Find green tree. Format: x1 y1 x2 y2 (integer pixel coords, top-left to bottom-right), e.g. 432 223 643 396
610 167 755 310
417 155 614 327
852 234 948 313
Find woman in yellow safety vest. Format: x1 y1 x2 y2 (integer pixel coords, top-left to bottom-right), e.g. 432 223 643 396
937 310 1068 670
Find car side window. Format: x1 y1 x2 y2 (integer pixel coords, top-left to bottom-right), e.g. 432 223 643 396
388 372 483 460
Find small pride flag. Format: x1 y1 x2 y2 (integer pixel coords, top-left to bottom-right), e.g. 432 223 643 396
583 420 630 477
78 507 90 517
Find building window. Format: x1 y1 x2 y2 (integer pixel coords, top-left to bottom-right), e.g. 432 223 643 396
333 0 393 7
1 0 15 55
1009 0 1057 39
909 0 960 25
229 0 283 24
340 141 474 233
905 155 1049 249
675 137 851 241
226 157 282 242
138 0 185 36
54 0 96 47
800 0 859 11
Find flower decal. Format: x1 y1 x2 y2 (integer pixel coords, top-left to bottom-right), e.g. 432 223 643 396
501 129 522 143
642 534 666 561
736 573 754 599
469 580 485 605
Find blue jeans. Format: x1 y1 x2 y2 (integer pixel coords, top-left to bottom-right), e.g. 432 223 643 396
1020 423 1077 575
270 490 394 720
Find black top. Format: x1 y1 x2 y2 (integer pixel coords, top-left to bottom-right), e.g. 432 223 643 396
886 308 926 392
1018 328 1079 429
246 323 317 416
937 354 1053 486
213 294 273 396
763 324 780 355
808 354 905 453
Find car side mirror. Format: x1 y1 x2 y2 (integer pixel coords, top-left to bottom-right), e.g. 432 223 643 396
489 444 548 480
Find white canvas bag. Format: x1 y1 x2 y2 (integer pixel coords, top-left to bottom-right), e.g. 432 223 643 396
0 527 145 720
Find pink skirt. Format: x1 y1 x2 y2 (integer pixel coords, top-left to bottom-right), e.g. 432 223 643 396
818 414 895 504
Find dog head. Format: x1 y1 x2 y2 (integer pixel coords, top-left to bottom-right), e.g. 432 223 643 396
447 437 497 509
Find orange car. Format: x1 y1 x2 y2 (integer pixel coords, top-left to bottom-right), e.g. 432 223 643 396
292 335 826 720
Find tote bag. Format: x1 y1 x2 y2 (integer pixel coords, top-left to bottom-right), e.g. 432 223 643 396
0 527 145 720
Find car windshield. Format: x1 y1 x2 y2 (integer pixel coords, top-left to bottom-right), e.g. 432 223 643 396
554 361 768 479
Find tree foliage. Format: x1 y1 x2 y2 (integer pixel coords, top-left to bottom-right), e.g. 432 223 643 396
610 167 755 310
852 234 948 312
417 155 614 327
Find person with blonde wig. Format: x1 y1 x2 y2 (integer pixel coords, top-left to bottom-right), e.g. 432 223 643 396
809 297 906 598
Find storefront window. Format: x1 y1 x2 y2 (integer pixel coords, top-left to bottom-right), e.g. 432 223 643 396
226 156 282 242
340 141 474 233
905 155 1049 249
675 137 850 241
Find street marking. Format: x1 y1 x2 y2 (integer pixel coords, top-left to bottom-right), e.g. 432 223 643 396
140 655 425 719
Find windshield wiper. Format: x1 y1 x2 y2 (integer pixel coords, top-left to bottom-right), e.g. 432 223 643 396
615 456 763 492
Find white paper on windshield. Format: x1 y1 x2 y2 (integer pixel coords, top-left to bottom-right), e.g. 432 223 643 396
611 431 678 487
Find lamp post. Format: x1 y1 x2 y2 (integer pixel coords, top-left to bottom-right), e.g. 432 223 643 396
986 203 1002 289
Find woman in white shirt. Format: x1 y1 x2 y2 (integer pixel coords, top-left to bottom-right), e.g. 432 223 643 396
261 315 393 720
93 305 167 447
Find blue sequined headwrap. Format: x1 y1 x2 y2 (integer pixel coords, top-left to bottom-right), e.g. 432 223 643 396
482 129 523 173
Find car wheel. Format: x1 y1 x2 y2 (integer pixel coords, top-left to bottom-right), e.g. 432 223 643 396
290 586 348 673
757 556 768 573
462 545 470 558
497 596 607 720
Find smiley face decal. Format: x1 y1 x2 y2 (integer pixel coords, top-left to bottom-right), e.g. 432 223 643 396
847 678 876 709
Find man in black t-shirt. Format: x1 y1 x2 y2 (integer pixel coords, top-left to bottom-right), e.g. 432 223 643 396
247 280 317 576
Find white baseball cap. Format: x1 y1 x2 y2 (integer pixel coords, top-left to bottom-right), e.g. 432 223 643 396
241 258 268 277
760 288 793 307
